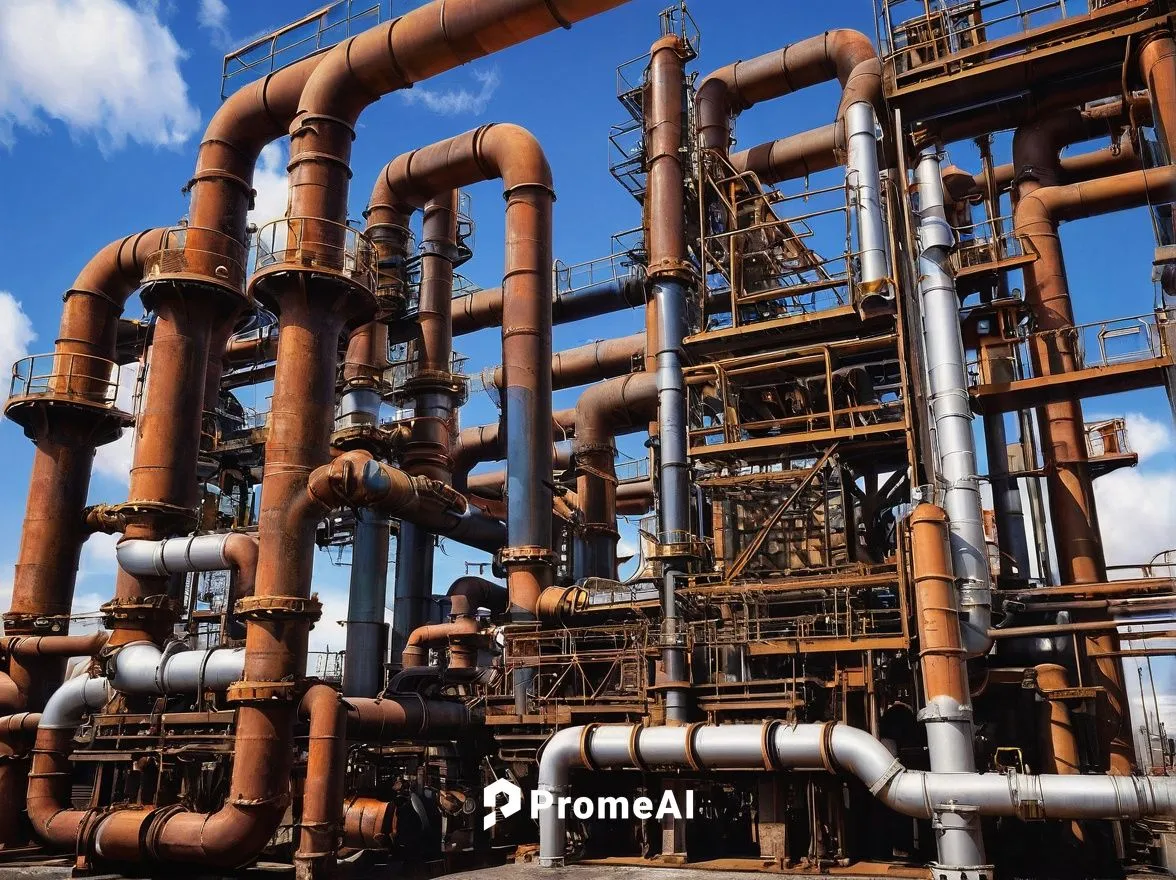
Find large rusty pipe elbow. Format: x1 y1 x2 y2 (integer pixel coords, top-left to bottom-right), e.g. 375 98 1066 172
401 617 480 669
369 124 556 617
696 30 881 154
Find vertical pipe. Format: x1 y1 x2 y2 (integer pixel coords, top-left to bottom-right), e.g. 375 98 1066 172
845 101 890 292
913 146 993 657
910 504 988 873
391 192 462 665
647 35 692 724
109 294 223 646
343 510 391 697
983 411 1031 582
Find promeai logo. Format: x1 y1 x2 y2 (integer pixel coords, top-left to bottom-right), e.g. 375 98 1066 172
483 780 695 829
483 778 523 829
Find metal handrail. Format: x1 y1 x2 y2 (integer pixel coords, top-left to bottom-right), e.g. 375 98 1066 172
253 217 377 292
142 225 249 293
949 215 1026 272
8 353 125 408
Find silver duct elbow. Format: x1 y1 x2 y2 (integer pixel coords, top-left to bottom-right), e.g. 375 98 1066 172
914 146 992 657
39 674 112 730
846 101 890 297
537 723 1176 868
116 533 250 577
107 642 245 695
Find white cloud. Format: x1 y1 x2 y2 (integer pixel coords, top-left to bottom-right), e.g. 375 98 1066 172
197 0 230 47
92 363 140 484
249 142 289 229
401 68 500 116
0 0 200 151
0 292 35 385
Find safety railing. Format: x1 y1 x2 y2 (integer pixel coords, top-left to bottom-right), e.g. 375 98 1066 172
615 455 651 483
253 217 377 293
875 0 1071 76
8 353 126 409
969 310 1175 385
220 0 383 98
949 215 1026 274
1085 417 1131 457
699 154 864 331
141 225 248 294
553 251 646 294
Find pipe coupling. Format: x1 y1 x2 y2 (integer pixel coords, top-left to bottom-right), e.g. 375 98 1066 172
234 594 323 623
226 679 300 703
100 595 178 629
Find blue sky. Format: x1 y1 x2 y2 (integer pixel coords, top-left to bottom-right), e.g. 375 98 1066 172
0 0 1173 703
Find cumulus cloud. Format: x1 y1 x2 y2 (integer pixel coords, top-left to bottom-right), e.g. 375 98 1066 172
92 363 140 484
249 142 290 228
1093 412 1176 569
0 0 200 151
401 67 500 116
0 292 35 385
197 0 231 47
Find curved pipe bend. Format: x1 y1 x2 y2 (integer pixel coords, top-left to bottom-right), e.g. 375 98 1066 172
536 722 1176 866
116 533 259 599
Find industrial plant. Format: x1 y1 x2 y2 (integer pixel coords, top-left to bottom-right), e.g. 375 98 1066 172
4 0 1176 877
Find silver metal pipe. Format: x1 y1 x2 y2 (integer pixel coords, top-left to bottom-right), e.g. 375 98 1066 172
914 146 993 657
116 534 247 576
652 278 691 724
107 641 245 695
39 674 112 730
846 101 890 293
537 723 1176 869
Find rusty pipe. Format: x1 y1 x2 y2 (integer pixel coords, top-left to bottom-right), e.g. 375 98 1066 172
573 372 658 580
696 30 881 156
449 275 646 338
910 505 978 776
0 631 110 660
294 684 347 880
285 0 627 251
369 124 556 617
730 123 842 185
1140 33 1176 163
1035 664 1081 775
483 333 643 393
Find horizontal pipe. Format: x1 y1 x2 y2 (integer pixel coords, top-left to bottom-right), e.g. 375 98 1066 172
116 533 258 598
449 276 646 338
482 333 644 392
536 722 1176 866
107 642 245 694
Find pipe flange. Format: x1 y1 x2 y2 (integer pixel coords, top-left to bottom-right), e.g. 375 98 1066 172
818 722 840 775
760 720 782 770
99 501 197 532
498 546 558 567
234 595 323 623
394 371 468 403
330 423 403 457
579 723 602 771
684 722 706 772
100 595 178 628
1 612 70 635
226 679 300 703
627 724 651 772
647 258 697 282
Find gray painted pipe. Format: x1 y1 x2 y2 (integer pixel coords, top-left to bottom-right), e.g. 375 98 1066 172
341 385 394 695
846 102 890 293
107 641 244 695
914 147 993 657
39 674 112 730
392 521 436 665
983 411 1032 581
537 723 1176 868
116 534 243 577
345 509 391 696
652 278 691 724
